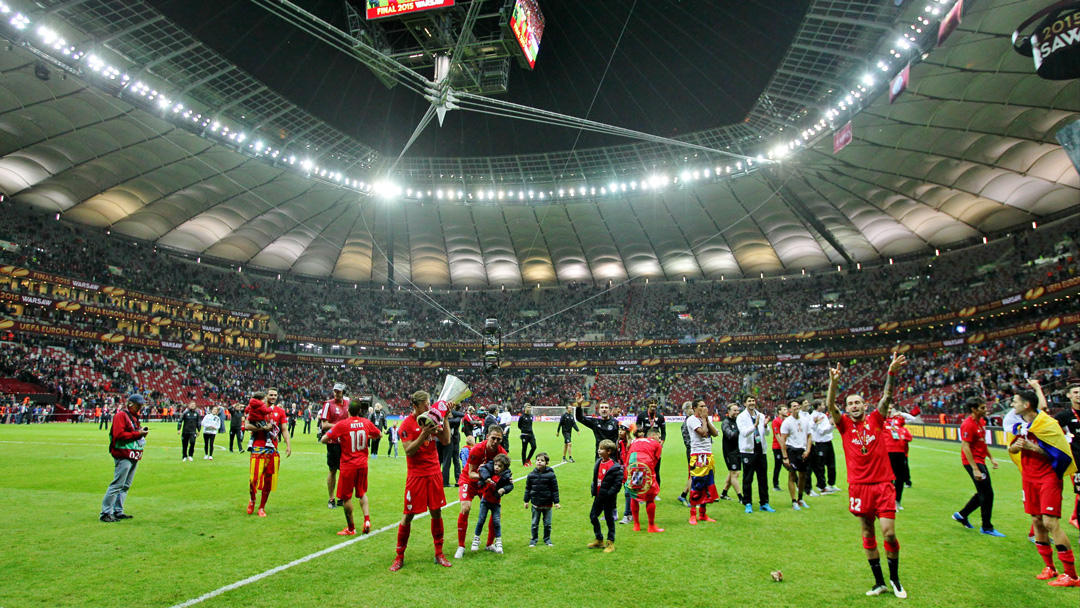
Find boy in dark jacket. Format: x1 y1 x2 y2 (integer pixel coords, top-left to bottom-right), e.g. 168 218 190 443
524 452 561 547
588 439 624 553
473 454 513 554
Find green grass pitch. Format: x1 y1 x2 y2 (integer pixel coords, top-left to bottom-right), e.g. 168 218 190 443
0 421 1073 608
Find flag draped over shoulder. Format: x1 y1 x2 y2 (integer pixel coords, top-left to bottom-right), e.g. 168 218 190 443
1004 410 1076 478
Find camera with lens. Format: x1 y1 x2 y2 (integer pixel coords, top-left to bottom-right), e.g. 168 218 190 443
482 317 501 374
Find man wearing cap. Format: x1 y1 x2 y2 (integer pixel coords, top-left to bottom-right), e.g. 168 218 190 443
319 383 351 509
100 395 150 522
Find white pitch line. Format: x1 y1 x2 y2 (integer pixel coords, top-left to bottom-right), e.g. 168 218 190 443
169 461 568 608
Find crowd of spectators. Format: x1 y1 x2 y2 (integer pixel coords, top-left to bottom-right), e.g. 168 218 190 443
1 202 1077 345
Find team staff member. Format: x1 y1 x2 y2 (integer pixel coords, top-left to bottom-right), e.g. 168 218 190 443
719 403 742 503
228 403 245 452
518 403 537 467
826 352 908 599
952 397 1004 537
557 403 579 462
244 387 291 517
635 398 667 485
370 403 388 456
810 399 839 494
391 390 453 572
771 404 788 491
442 404 465 486
177 401 200 462
319 383 350 510
737 397 774 514
576 397 620 460
100 394 149 522
779 400 812 510
1054 384 1080 529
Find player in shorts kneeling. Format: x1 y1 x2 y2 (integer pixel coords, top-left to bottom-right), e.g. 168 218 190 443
826 352 908 599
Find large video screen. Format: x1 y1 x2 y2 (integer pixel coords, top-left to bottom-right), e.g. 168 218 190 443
509 0 545 69
366 0 455 20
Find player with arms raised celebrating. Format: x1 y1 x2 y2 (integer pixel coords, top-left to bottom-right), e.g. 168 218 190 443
826 352 908 599
391 390 453 572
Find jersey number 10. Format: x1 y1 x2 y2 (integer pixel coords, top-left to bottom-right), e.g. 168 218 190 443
350 430 368 452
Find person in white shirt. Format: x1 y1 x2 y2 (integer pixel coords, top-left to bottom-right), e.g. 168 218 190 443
498 407 512 452
736 397 776 514
201 406 221 460
685 399 719 525
809 399 840 494
779 400 813 510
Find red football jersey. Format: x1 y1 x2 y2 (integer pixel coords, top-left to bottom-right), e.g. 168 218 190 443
597 458 614 485
318 398 350 425
398 414 441 476
251 406 287 450
836 410 894 485
883 415 908 453
325 416 382 468
771 416 784 450
959 416 987 465
627 437 662 470
458 441 506 485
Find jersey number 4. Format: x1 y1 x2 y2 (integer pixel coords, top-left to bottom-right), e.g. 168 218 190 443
350 430 368 452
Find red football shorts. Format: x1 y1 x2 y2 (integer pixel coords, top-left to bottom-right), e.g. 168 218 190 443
404 472 447 514
847 482 896 520
336 466 368 501
458 480 482 502
1023 477 1064 517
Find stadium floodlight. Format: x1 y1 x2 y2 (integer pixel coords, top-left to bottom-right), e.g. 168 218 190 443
862 74 875 86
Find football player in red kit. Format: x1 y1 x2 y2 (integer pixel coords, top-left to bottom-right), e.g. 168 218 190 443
390 391 452 572
454 426 507 559
322 399 381 535
827 352 908 599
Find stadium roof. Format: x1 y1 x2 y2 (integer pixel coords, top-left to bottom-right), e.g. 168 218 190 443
0 0 1076 287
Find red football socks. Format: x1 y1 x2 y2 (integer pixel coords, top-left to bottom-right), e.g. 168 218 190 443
1036 542 1054 568
646 502 657 526
396 523 411 557
259 489 270 509
630 500 640 525
1057 547 1076 578
457 512 469 547
431 518 445 554
248 483 256 502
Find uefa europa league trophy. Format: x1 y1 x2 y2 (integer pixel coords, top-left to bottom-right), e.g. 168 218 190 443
418 374 472 429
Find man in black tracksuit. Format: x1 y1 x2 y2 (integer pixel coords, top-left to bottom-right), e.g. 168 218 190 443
518 404 536 466
442 406 465 487
228 403 245 452
576 400 620 461
557 404 580 462
177 402 200 461
369 403 387 456
635 398 667 485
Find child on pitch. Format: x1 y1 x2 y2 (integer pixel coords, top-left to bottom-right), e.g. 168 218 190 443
245 391 274 433
460 435 475 474
588 439 624 553
472 453 513 554
524 452 560 547
626 428 664 533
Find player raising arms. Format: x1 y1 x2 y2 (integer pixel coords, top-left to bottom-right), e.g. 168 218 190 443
826 352 908 599
391 391 453 572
